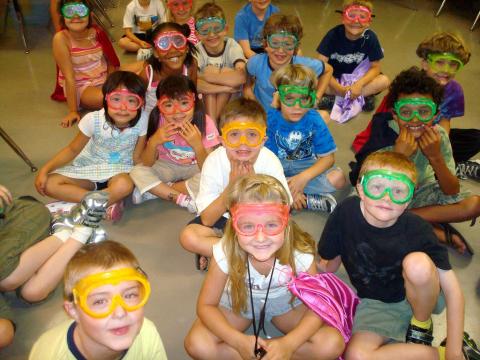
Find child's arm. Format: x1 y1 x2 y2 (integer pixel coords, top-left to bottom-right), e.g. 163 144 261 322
49 0 62 32
438 118 451 134
197 77 236 95
316 255 342 273
317 54 349 97
438 269 464 360
243 74 256 100
238 40 257 59
316 62 333 102
132 135 147 165
200 63 247 88
124 28 151 50
139 123 177 166
35 132 90 195
349 61 382 99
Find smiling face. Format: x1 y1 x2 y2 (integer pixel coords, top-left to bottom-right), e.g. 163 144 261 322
342 5 372 40
158 93 195 129
264 33 297 70
62 2 90 32
220 117 266 163
393 93 436 139
196 18 227 53
153 30 188 72
421 57 460 86
167 0 192 22
106 86 140 128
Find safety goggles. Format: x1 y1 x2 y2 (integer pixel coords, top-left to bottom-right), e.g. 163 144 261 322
343 5 372 24
106 90 143 111
166 0 192 12
278 85 316 108
154 31 187 52
231 203 290 236
360 169 415 205
157 93 195 115
72 268 151 319
61 2 90 19
266 32 298 51
221 121 266 148
427 53 464 74
393 98 437 123
195 17 226 36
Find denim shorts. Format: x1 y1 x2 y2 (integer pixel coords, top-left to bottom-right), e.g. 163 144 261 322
408 181 467 209
281 158 337 194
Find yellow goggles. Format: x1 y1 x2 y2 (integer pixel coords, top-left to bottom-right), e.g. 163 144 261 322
72 268 151 318
221 121 266 148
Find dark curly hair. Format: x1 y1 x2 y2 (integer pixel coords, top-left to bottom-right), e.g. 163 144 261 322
386 66 444 109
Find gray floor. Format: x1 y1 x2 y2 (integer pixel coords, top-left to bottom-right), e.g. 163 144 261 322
1 0 479 358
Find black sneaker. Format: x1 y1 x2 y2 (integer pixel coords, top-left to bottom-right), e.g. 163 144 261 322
362 95 375 112
318 95 335 110
305 193 337 213
440 331 480 360
456 160 480 181
405 322 434 346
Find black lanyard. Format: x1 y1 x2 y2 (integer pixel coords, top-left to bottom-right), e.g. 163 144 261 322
247 257 276 359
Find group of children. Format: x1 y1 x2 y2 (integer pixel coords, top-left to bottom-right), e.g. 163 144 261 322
1 0 480 358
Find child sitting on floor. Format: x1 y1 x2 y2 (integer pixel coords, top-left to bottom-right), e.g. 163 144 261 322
165 0 198 45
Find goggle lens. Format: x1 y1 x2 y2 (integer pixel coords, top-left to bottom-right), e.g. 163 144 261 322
393 98 437 123
427 54 464 74
267 33 298 51
343 5 371 23
61 2 90 19
106 90 143 111
157 94 195 114
278 85 316 108
360 170 415 204
196 17 226 36
231 203 290 236
221 122 266 148
154 31 187 52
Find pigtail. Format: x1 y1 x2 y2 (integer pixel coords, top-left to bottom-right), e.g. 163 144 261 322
146 106 161 139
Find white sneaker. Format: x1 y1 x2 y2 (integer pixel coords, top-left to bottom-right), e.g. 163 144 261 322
176 193 197 213
136 48 153 61
132 188 158 205
306 193 337 213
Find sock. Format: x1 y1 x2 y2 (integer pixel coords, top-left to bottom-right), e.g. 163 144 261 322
70 225 93 244
437 345 446 360
52 228 72 242
411 316 432 330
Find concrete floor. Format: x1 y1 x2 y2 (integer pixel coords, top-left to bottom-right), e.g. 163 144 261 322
0 0 479 358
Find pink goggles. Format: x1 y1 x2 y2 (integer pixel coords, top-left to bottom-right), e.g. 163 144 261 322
106 90 143 111
154 31 187 52
157 93 195 115
343 5 372 24
166 0 192 12
230 203 290 236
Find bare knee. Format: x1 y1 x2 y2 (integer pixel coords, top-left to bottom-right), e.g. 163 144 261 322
403 252 435 285
184 322 216 359
0 319 15 349
462 195 480 218
109 174 134 199
328 169 347 190
312 327 345 359
19 284 51 303
179 225 199 252
345 345 371 360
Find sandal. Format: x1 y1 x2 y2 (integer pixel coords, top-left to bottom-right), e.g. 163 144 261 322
438 223 474 256
195 254 209 272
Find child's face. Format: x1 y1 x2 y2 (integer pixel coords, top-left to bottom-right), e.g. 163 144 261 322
421 53 463 86
249 0 271 13
138 0 150 6
356 167 413 228
220 118 266 163
106 86 143 128
157 92 195 129
392 93 437 139
264 32 298 69
231 202 289 263
64 265 149 354
342 5 372 40
196 17 227 52
167 0 192 22
278 85 315 122
62 2 90 32
153 30 188 71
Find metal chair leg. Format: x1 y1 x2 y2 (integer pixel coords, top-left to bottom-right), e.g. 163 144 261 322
435 0 447 17
0 127 37 172
11 0 30 53
92 12 114 42
471 10 480 30
91 0 114 27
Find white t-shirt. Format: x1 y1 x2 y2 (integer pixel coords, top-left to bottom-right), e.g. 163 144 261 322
213 239 313 299
123 0 166 34
195 37 246 72
195 146 292 215
79 108 148 138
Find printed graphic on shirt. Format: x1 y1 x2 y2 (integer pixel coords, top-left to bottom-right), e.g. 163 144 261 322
163 142 196 164
134 15 159 32
330 52 365 64
275 131 313 160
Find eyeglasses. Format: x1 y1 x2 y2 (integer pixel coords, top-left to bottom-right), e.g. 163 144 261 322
393 98 437 123
221 121 266 148
72 268 151 318
343 5 372 24
266 32 298 51
166 0 192 12
157 93 195 114
427 53 464 74
278 85 316 108
61 2 90 19
195 17 226 36
154 31 187 52
360 169 415 205
231 203 290 236
106 90 143 111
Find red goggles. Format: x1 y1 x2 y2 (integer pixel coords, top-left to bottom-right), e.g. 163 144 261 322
106 90 143 111
343 5 372 24
157 93 195 115
154 31 188 52
166 0 192 12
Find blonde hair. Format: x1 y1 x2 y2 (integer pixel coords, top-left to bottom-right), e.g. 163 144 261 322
194 2 225 21
165 0 195 22
218 97 266 131
343 0 373 11
359 151 417 184
271 64 318 90
224 174 315 314
416 32 471 65
64 240 140 299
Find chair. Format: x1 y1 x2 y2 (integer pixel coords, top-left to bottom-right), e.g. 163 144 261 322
435 0 480 30
2 0 30 53
0 126 37 172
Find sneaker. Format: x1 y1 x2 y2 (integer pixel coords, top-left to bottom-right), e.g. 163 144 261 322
176 193 197 213
440 331 480 360
136 48 153 61
405 322 434 346
362 95 375 112
456 160 480 181
106 201 124 222
318 95 335 111
132 187 158 205
305 193 337 213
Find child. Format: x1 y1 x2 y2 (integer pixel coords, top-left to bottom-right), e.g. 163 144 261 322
316 0 389 111
29 240 168 359
245 13 333 110
318 151 468 360
179 98 291 270
121 21 198 117
53 0 119 127
267 64 346 212
194 2 247 123
349 67 480 255
35 71 148 222
0 185 104 349
118 0 166 55
130 75 219 211
185 174 345 359
234 0 280 58
165 0 198 45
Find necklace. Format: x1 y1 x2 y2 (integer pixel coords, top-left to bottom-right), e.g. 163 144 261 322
247 257 276 359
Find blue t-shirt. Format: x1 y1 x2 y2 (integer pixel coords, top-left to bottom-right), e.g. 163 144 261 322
247 54 325 109
234 3 280 52
317 24 384 79
265 107 336 160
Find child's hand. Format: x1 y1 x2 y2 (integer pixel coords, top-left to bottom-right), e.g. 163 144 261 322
178 121 202 149
228 160 254 185
418 126 441 161
394 127 418 157
292 193 307 211
287 174 308 199
61 111 81 128
262 338 293 360
150 123 177 145
233 334 258 359
349 82 363 99
339 85 350 97
34 171 48 196
0 184 13 211
139 41 151 49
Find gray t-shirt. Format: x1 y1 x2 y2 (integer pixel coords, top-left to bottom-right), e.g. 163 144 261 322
195 37 246 72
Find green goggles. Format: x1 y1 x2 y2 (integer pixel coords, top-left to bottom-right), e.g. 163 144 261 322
427 53 464 74
267 32 298 51
61 2 90 19
393 98 437 123
195 17 226 36
360 169 415 205
278 85 316 108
